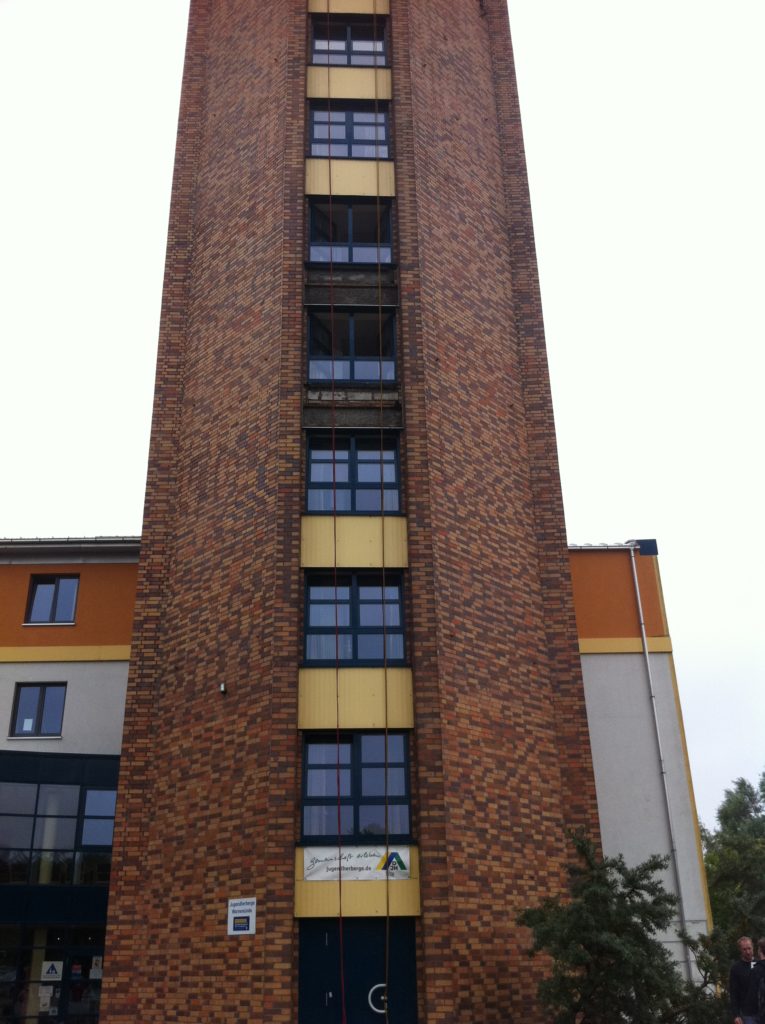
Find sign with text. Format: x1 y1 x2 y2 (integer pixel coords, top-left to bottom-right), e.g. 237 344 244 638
227 897 257 936
304 846 411 881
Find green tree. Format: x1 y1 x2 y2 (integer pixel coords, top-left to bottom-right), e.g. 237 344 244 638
519 834 727 1024
703 772 765 951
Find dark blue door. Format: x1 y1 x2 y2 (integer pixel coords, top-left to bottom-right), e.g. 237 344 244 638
299 918 417 1024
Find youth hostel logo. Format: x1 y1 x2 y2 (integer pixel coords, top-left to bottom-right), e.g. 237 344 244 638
376 851 407 872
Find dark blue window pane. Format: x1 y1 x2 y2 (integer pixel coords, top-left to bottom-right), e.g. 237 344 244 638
309 605 351 628
32 817 77 850
361 767 406 797
310 585 350 600
355 490 383 512
309 359 352 381
28 582 54 621
55 578 78 621
357 634 385 661
304 805 353 837
359 605 400 628
13 687 40 734
40 686 66 734
306 768 351 798
358 804 409 837
308 490 352 512
81 819 115 846
1 818 34 847
361 734 405 763
37 785 79 816
84 791 117 816
306 634 353 661
0 782 37 814
386 635 404 660
307 743 352 765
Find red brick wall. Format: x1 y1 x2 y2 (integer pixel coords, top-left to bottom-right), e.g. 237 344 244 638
100 2 306 1021
103 1 598 1021
392 0 600 1019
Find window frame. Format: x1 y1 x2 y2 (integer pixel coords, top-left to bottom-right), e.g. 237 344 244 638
307 307 396 384
10 682 67 737
301 732 410 844
304 571 406 667
0 781 117 886
310 17 388 68
309 103 390 160
24 574 79 625
308 200 393 266
306 432 401 515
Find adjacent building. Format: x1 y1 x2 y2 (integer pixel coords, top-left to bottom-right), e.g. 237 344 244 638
0 538 137 1023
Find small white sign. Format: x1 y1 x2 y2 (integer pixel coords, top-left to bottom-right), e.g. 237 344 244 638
40 961 63 982
304 846 411 881
228 897 256 936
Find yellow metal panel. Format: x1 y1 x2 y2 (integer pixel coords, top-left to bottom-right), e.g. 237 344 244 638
307 67 392 101
301 516 408 568
299 667 414 729
306 159 395 198
308 0 390 13
578 637 672 655
0 645 131 663
294 848 420 917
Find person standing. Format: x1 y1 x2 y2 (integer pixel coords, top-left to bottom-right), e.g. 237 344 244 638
730 935 758 1024
752 937 765 1024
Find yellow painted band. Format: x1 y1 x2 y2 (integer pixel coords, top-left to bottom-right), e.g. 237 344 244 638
308 0 390 13
0 645 131 663
307 67 392 102
578 637 672 655
306 158 395 198
301 516 408 569
299 667 414 729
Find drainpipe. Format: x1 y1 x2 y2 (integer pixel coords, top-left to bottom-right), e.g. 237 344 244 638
628 541 693 980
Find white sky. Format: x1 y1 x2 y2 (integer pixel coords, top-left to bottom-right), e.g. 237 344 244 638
1 0 763 828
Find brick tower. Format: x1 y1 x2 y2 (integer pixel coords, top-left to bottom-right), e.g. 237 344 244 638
100 2 599 1021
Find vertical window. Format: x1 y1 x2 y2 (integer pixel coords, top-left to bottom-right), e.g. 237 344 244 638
305 573 405 665
310 105 390 159
309 201 392 264
11 683 66 736
307 434 400 513
308 308 396 383
311 19 386 67
302 733 410 842
25 575 79 624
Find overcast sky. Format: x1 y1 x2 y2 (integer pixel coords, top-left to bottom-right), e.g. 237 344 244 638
1 0 763 829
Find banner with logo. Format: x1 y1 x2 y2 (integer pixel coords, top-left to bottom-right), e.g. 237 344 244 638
304 846 411 881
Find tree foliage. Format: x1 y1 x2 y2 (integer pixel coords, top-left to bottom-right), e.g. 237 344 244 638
519 834 727 1024
702 772 765 951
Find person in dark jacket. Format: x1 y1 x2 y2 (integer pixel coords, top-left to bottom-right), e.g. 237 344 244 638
729 935 758 1024
752 937 765 1024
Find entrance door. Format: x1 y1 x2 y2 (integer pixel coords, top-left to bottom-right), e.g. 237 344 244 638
299 918 417 1024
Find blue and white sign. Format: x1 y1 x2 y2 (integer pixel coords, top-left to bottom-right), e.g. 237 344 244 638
227 897 257 936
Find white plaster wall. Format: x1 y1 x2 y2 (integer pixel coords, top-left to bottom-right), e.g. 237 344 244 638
0 661 128 755
582 652 709 950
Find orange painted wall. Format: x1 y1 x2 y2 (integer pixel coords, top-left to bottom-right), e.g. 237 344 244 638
569 549 668 640
0 562 138 647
